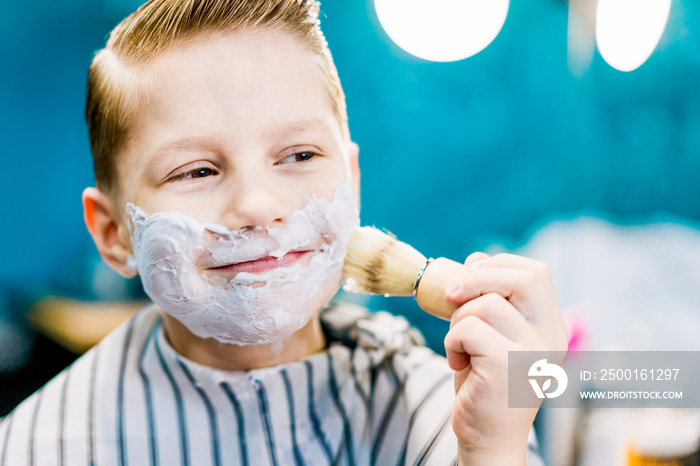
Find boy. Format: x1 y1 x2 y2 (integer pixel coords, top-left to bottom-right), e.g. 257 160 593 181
0 0 567 464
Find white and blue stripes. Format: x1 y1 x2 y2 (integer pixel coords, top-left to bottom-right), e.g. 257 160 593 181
0 304 542 465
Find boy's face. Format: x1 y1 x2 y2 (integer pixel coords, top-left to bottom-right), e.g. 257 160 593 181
88 29 361 344
117 28 357 235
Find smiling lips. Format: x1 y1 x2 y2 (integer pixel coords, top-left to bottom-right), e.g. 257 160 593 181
208 250 312 276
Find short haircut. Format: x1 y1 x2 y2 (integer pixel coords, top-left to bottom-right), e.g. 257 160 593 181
85 0 348 199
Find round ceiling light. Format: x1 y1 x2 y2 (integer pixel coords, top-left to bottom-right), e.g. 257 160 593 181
375 0 510 63
596 0 671 72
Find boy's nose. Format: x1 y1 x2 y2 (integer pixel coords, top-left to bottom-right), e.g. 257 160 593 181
222 177 291 230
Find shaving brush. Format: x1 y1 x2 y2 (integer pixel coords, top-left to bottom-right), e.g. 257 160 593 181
343 226 471 320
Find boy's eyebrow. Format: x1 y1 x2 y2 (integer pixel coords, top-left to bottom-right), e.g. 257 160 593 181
147 118 334 164
151 137 220 157
270 118 334 140
153 119 331 151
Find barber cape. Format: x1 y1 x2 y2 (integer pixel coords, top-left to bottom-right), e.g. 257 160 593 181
0 302 542 465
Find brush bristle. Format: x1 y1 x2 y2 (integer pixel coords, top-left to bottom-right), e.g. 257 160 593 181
343 226 427 297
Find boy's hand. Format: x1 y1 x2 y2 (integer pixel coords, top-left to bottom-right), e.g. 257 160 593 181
443 252 568 465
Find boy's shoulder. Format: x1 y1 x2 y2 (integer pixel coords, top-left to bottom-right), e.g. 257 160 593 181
0 303 161 462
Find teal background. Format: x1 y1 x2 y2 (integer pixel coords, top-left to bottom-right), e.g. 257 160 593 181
1 0 699 355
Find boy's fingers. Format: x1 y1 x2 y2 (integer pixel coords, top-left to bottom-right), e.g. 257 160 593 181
453 363 472 393
444 315 509 372
445 267 553 325
463 251 491 267
473 253 557 299
449 292 531 343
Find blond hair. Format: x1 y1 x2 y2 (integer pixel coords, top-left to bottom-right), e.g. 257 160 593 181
86 0 348 199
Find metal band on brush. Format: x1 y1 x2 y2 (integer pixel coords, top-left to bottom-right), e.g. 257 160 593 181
413 258 434 299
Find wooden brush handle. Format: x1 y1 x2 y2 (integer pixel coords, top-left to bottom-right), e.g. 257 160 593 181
414 257 471 320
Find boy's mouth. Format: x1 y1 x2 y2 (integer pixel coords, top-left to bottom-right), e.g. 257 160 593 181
205 250 314 278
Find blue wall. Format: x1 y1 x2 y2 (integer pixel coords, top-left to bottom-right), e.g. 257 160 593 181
0 1 137 300
1 0 699 353
319 0 700 348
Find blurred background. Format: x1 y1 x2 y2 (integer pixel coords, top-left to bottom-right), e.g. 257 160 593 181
1 0 699 464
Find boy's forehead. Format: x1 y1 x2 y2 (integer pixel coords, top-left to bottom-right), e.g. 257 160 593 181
139 30 337 122
150 29 318 82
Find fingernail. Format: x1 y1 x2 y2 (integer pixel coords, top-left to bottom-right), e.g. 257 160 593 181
471 259 488 269
446 280 462 296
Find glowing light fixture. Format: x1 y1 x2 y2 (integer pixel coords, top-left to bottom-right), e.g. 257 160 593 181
374 0 510 62
595 0 671 72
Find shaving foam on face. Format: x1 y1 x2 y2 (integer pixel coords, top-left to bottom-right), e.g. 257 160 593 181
126 184 359 345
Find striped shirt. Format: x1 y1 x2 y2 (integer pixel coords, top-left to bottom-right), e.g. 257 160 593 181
0 303 542 465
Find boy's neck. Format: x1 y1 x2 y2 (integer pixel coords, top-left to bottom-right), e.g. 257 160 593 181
160 311 328 371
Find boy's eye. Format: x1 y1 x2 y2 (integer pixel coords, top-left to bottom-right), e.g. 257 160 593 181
191 167 216 178
278 151 317 164
172 167 218 181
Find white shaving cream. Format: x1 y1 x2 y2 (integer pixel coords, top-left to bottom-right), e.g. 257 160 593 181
126 184 359 345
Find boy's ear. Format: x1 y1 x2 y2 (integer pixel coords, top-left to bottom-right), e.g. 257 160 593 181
82 188 137 278
348 141 361 208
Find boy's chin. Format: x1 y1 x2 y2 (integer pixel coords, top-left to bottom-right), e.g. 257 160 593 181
160 276 344 346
